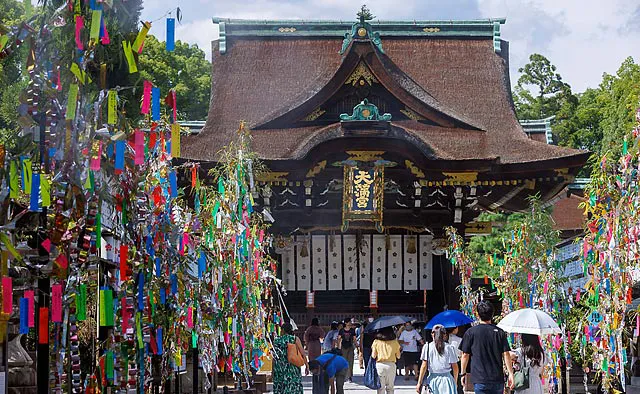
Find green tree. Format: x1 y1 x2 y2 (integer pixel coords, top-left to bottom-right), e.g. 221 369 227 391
513 53 576 120
599 57 640 155
138 35 211 121
0 0 28 149
554 88 604 152
467 211 526 278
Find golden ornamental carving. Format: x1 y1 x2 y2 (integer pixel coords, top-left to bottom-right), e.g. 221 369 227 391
345 62 378 86
255 171 289 183
442 172 478 183
278 27 297 33
400 108 423 121
303 107 326 121
423 27 441 33
346 150 385 162
306 160 327 178
405 160 425 178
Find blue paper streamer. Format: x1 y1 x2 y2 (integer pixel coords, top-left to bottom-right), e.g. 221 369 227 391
157 327 163 355
137 271 144 311
155 257 161 277
30 171 40 211
152 87 160 120
171 274 177 295
166 18 175 51
160 288 166 304
19 298 29 334
198 251 206 279
115 140 125 171
169 171 178 198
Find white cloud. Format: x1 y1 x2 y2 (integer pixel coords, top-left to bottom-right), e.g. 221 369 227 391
140 0 638 92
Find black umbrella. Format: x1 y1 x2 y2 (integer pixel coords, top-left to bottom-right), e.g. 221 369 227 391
363 315 413 333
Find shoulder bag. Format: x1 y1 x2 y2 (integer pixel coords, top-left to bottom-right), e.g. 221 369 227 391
364 355 381 389
287 337 306 367
422 343 434 394
513 350 530 391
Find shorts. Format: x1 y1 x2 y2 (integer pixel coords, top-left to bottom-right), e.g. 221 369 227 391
403 351 420 367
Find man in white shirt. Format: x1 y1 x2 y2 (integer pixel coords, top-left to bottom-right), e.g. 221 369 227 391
399 322 424 380
448 326 463 359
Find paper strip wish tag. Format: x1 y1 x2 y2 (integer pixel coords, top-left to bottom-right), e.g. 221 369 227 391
66 84 79 120
76 284 87 321
19 298 29 334
166 18 175 51
171 123 180 158
152 87 160 120
38 308 48 344
51 284 62 322
133 21 151 53
141 80 152 114
90 10 102 41
2 277 12 314
107 90 117 124
24 290 34 327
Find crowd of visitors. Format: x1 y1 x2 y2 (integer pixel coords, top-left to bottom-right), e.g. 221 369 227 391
273 301 547 394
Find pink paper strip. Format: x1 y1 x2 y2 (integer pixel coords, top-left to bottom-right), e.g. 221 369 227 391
51 284 62 322
75 16 84 50
41 238 52 253
187 307 193 328
141 80 152 114
100 14 110 44
121 298 129 333
2 277 12 314
134 130 145 165
24 290 34 327
90 141 102 171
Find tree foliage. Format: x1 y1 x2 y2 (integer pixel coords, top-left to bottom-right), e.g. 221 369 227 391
0 0 28 149
138 35 211 121
466 211 526 278
513 53 575 120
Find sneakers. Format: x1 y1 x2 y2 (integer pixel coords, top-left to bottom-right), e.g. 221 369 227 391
346 378 353 384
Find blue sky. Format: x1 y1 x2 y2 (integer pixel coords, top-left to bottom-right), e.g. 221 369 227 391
140 0 640 93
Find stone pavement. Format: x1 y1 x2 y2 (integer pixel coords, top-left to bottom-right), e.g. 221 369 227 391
301 363 420 394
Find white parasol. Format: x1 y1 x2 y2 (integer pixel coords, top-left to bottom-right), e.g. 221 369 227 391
497 308 561 335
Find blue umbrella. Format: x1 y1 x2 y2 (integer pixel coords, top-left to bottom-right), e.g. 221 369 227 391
425 310 473 329
363 315 413 333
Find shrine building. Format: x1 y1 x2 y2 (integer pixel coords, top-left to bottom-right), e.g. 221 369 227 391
180 12 589 325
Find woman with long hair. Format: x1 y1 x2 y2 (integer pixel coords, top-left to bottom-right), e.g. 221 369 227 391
416 325 458 394
304 318 325 362
371 326 402 394
511 334 545 394
273 323 308 394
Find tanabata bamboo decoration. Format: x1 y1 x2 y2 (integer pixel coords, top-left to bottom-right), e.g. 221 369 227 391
445 227 479 320
0 2 283 392
490 198 569 392
580 104 640 391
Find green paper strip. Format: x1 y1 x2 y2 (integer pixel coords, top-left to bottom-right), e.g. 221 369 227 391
22 158 32 193
66 84 79 120
9 161 19 199
105 350 114 379
90 10 102 41
192 331 198 349
95 212 101 250
76 284 86 321
0 233 22 261
0 35 8 53
99 289 113 326
136 312 143 349
40 175 50 207
107 90 117 125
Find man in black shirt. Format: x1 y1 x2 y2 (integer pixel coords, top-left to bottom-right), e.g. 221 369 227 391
460 301 515 394
338 319 357 383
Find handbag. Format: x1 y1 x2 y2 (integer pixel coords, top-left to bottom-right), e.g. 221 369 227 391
513 351 530 391
364 356 381 389
287 338 306 367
